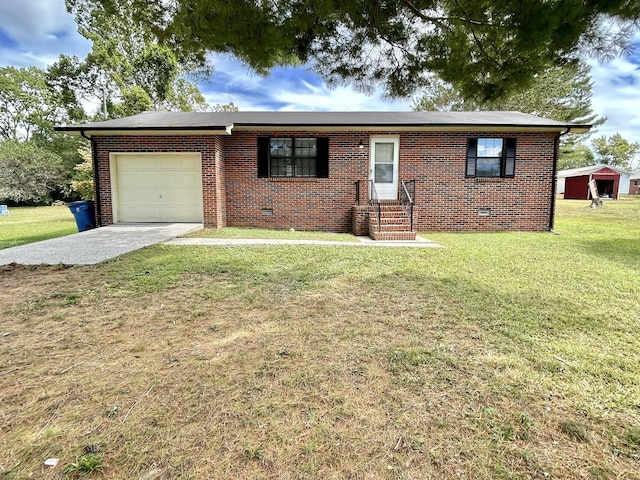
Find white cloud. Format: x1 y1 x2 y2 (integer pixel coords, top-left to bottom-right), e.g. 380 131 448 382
200 53 411 112
589 52 640 146
0 0 90 68
0 0 66 43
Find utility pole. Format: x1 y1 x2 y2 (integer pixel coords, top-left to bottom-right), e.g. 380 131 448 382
102 87 108 120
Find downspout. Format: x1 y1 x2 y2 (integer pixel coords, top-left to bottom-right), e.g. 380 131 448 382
80 130 102 227
549 128 571 232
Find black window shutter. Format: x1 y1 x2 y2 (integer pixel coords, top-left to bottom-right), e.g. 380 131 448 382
316 137 329 178
466 138 477 177
504 138 517 177
257 137 270 178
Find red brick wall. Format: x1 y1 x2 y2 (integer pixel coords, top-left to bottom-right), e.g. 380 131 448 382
93 130 558 232
223 131 368 232
93 136 225 227
400 131 557 232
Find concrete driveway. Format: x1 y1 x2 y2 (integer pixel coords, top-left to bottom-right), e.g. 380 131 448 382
0 223 203 266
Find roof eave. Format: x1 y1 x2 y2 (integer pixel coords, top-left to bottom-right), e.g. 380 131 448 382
54 126 233 137
55 122 591 136
232 124 589 133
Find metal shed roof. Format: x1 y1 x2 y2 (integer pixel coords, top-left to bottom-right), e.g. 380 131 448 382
557 164 631 178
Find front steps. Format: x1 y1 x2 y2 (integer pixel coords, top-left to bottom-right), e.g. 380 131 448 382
368 203 416 241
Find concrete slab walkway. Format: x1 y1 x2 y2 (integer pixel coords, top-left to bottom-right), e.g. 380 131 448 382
1 226 442 267
0 223 203 266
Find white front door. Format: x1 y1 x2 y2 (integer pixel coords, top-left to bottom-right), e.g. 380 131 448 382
370 136 399 200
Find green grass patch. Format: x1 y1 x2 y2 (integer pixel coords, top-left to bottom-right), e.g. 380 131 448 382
0 206 77 249
1 197 639 478
184 226 359 242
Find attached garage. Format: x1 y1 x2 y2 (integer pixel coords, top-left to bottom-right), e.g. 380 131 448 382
110 153 203 223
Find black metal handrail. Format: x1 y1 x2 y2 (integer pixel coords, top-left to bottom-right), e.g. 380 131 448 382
355 180 362 205
369 180 381 232
400 179 415 231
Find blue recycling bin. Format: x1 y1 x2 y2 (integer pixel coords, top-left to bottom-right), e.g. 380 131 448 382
68 200 95 232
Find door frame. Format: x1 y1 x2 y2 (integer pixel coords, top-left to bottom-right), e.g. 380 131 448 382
369 136 400 200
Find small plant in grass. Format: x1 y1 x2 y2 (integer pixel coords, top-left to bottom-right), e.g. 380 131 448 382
63 453 104 476
560 420 590 443
104 405 119 418
243 447 265 461
387 348 432 373
626 426 640 448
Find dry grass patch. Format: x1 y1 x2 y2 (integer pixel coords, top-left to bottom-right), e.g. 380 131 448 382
1 198 639 479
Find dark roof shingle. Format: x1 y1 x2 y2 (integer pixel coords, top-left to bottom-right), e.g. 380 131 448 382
56 110 591 134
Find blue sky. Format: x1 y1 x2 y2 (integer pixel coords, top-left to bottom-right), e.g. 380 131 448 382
1 0 640 157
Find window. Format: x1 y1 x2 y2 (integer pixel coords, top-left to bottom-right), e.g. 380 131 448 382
257 137 329 178
466 138 516 178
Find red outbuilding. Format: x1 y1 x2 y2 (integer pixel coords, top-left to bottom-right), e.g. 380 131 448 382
557 165 630 200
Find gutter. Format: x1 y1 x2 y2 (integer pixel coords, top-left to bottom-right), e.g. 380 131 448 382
80 130 102 227
549 128 572 232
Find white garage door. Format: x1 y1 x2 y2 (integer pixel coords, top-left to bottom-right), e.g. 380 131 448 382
113 153 203 223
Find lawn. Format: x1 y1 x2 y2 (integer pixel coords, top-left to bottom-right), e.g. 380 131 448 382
0 198 639 479
0 206 77 250
184 226 359 242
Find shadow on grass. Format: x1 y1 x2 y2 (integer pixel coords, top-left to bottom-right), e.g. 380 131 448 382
575 237 640 269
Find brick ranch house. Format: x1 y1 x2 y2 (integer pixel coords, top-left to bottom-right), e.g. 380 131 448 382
57 111 590 239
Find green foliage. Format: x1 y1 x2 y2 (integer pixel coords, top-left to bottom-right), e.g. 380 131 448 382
61 0 216 117
207 101 239 113
558 140 596 170
559 420 590 443
0 141 66 204
413 60 605 169
0 66 86 200
591 133 640 171
63 453 104 476
0 66 66 141
419 61 602 123
113 86 153 117
67 0 640 101
70 146 94 200
413 61 603 134
625 427 640 447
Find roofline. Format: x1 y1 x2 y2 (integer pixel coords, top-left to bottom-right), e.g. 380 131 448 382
56 123 590 136
55 126 233 137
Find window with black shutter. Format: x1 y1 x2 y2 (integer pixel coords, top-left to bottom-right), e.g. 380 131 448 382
466 137 517 178
257 137 329 178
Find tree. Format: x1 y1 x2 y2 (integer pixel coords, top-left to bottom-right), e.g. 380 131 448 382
0 141 66 204
66 0 640 101
413 60 606 170
70 146 94 200
558 141 596 170
0 67 86 200
413 61 602 124
591 133 640 171
60 0 214 118
0 67 65 141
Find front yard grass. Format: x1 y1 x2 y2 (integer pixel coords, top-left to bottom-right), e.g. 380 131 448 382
185 226 359 242
0 197 639 479
0 206 77 250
